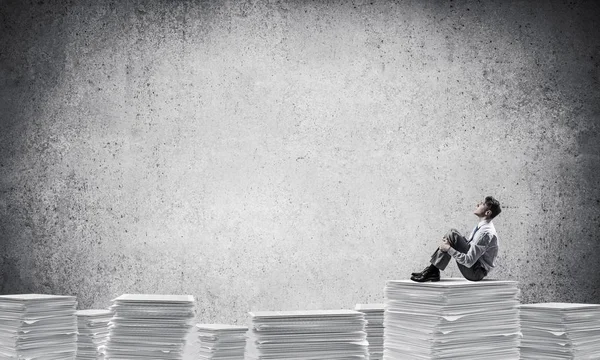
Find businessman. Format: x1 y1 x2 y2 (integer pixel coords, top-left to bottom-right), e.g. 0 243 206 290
411 196 502 282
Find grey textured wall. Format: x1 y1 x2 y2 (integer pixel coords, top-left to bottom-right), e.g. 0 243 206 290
1 0 599 323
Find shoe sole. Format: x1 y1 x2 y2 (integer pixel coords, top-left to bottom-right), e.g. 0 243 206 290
410 276 441 282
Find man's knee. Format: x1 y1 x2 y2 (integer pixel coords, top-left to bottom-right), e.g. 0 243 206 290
444 228 460 244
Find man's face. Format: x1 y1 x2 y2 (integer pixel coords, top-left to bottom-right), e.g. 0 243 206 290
474 199 490 218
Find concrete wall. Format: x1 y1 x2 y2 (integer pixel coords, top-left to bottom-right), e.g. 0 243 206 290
1 0 599 323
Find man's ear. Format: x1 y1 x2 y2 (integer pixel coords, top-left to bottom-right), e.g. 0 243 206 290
485 209 491 217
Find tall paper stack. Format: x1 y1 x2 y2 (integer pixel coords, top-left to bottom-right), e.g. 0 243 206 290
76 309 112 360
520 303 600 359
355 304 385 360
103 294 195 360
196 324 248 360
0 294 78 359
384 279 520 360
246 309 368 359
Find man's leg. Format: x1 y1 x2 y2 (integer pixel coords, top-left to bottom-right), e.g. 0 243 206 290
444 229 487 281
430 228 468 271
411 229 467 282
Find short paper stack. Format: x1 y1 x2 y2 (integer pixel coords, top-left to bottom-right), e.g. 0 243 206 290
520 302 600 359
196 324 248 359
103 294 195 360
246 309 368 359
384 279 520 360
76 309 112 360
0 294 78 359
355 304 384 360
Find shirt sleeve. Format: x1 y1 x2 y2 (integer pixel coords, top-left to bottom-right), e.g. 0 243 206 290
447 232 493 268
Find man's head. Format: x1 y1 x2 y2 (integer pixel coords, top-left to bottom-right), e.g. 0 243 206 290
474 196 502 220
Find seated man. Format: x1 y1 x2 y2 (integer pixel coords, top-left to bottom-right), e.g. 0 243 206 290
411 196 502 282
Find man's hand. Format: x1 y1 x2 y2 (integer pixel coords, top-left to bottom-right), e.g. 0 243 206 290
439 238 451 252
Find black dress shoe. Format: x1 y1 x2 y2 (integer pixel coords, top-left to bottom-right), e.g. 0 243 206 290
410 270 440 282
411 265 432 277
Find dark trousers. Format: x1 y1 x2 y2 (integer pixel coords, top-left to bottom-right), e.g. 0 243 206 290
430 229 488 281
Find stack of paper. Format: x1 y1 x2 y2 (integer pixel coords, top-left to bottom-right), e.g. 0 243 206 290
0 294 78 359
355 304 385 360
76 309 112 360
246 309 368 360
384 279 520 359
103 294 195 360
182 324 200 360
520 302 600 359
196 324 248 359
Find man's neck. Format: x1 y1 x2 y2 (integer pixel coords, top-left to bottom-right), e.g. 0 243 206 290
476 217 491 226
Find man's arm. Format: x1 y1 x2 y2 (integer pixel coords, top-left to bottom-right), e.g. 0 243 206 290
446 233 493 268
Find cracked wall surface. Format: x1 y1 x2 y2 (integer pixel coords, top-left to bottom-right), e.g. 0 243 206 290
1 0 599 323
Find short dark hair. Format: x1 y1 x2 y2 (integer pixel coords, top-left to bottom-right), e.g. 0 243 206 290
484 196 502 219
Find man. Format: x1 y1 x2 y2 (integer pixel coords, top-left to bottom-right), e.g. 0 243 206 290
411 196 502 282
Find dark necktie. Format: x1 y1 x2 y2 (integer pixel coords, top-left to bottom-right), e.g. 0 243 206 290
469 226 480 242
